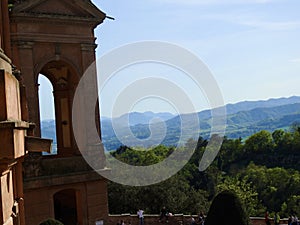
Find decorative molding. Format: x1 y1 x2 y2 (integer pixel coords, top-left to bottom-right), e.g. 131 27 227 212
10 16 99 28
55 43 61 56
16 41 34 49
81 43 97 52
11 33 94 44
11 0 106 26
11 12 98 22
55 43 61 60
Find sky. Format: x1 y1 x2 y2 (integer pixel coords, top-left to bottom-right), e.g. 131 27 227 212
39 0 300 119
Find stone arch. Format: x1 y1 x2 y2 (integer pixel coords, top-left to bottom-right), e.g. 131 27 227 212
37 59 80 156
53 189 83 225
38 74 57 154
34 55 82 83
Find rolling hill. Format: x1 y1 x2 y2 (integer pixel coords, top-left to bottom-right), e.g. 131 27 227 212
41 96 300 151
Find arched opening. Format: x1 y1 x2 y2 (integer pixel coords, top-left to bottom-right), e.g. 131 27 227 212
38 74 57 155
38 60 80 157
54 189 82 225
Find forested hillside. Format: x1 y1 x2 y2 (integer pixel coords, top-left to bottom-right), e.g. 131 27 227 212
41 96 300 152
102 102 300 150
40 97 300 217
108 126 300 218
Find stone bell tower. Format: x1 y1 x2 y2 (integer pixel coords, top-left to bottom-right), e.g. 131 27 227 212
9 1 109 225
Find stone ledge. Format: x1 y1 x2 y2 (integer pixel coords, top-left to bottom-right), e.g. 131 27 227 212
0 120 30 129
0 49 12 73
0 48 11 63
23 155 108 178
24 168 110 190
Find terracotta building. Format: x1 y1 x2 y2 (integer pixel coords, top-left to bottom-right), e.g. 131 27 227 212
1 1 31 225
1 0 109 225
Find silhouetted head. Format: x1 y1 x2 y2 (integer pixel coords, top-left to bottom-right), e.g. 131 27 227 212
205 190 248 225
39 218 64 225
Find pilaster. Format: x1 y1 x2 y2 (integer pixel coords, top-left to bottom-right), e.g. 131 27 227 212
17 41 41 137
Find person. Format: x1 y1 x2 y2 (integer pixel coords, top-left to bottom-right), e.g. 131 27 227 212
159 206 169 223
204 191 248 225
274 212 280 225
288 215 293 225
265 211 271 225
198 211 205 225
190 216 196 225
137 209 144 225
292 215 299 225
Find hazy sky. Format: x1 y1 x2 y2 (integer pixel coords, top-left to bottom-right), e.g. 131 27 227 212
93 0 300 117
39 0 300 119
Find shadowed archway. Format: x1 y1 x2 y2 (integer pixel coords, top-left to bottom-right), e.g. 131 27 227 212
54 189 82 225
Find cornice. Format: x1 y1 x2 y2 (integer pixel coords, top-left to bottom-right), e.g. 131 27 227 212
10 33 96 45
10 13 102 26
10 0 106 26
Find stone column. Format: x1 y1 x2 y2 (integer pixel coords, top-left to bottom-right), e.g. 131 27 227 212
0 1 3 49
1 0 11 58
17 41 41 137
79 43 105 168
16 160 26 225
81 43 101 137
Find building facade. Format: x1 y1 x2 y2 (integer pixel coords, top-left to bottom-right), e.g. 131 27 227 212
1 1 29 224
1 0 109 224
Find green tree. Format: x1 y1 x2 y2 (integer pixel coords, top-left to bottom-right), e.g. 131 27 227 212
217 137 244 171
108 129 300 217
217 176 264 216
108 144 210 214
241 163 300 214
108 174 210 214
272 129 286 150
244 130 275 153
281 195 300 217
291 126 300 152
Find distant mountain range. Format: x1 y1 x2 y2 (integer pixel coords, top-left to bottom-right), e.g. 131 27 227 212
41 96 300 151
101 111 175 126
41 119 57 144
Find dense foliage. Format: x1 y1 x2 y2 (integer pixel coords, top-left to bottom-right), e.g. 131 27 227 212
108 127 300 218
